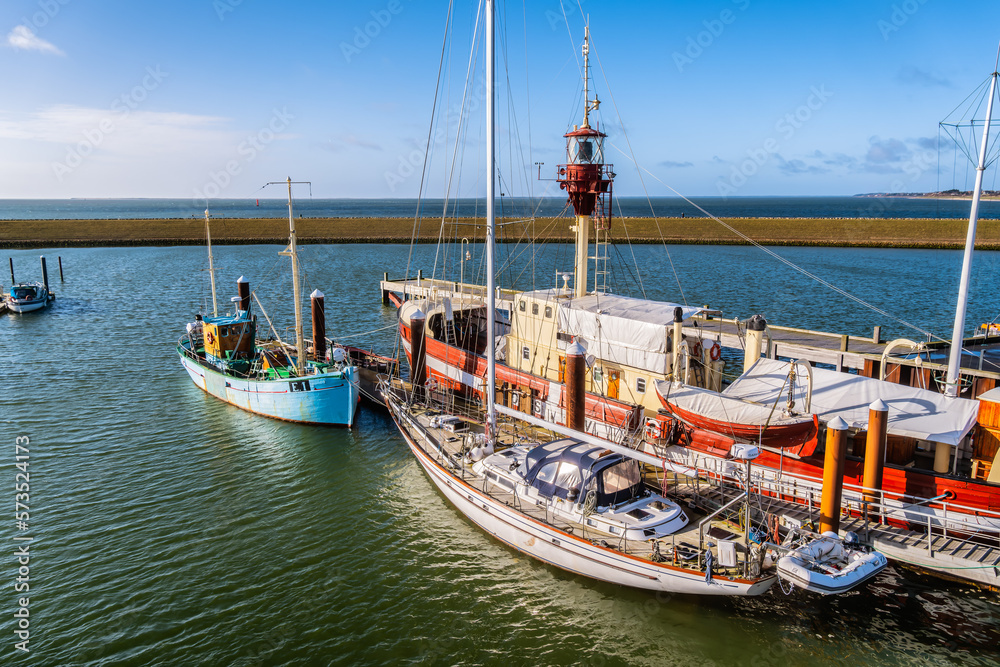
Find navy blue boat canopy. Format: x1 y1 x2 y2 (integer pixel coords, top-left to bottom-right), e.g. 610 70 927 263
523 439 642 506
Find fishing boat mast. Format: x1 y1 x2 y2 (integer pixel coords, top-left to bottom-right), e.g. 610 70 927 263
485 0 497 438
944 48 999 398
272 176 309 376
204 208 218 317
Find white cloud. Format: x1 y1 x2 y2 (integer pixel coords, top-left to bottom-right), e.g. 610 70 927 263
7 25 64 55
0 106 231 151
0 105 302 197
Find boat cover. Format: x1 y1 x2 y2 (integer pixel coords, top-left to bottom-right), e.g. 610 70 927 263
558 294 702 375
724 358 979 446
655 379 809 427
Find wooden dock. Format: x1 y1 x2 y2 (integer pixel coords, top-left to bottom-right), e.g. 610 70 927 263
685 474 1000 590
379 275 1000 383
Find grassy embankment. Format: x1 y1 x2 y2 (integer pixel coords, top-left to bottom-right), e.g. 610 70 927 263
2 216 999 249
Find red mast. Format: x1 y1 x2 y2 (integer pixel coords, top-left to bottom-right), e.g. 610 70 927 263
557 27 614 297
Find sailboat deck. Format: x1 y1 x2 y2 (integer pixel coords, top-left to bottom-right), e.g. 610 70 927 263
409 403 756 574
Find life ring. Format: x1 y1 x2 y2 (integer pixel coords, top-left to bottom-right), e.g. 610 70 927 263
424 377 439 392
691 341 703 359
205 331 216 345
709 342 722 361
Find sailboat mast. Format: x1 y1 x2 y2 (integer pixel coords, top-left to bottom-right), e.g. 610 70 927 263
485 0 497 437
287 177 306 375
944 56 999 398
205 208 218 317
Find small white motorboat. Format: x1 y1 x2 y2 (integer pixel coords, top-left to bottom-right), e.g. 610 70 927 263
6 256 55 314
7 281 51 313
776 531 888 595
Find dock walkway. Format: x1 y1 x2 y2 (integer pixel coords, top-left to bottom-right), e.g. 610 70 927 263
686 476 1000 589
379 275 1000 381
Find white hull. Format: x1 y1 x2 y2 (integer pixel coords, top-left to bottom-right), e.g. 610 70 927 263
7 300 48 313
777 541 888 595
388 397 775 596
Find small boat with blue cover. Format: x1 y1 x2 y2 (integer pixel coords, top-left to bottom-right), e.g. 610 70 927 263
6 257 55 314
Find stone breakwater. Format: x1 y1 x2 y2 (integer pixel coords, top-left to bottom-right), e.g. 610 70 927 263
2 216 998 249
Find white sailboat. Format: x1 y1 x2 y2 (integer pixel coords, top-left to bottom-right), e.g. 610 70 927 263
384 4 780 596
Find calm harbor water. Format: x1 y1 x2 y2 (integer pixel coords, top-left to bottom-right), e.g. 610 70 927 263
3 242 1000 666
1 195 999 221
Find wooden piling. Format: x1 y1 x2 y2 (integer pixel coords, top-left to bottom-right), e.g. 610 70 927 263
743 315 766 374
8 258 14 285
58 256 64 282
565 339 586 431
237 276 251 313
311 289 326 361
409 308 427 388
863 400 888 506
820 416 849 535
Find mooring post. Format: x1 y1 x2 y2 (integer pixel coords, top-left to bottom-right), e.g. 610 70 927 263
8 258 14 285
58 256 65 282
820 416 849 535
381 272 389 306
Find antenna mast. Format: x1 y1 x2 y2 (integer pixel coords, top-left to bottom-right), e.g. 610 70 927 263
205 208 218 317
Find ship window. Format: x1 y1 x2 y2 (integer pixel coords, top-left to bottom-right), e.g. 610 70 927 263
522 346 530 361
601 461 641 501
533 461 583 499
593 367 603 382
544 306 553 318
219 326 228 337
532 303 539 315
636 377 646 393
569 135 605 164
519 300 525 312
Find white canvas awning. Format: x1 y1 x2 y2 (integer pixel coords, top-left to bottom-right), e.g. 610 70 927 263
558 294 702 375
655 379 806 427
723 358 979 446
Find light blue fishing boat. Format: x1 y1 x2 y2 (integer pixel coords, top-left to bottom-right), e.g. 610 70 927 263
177 178 360 426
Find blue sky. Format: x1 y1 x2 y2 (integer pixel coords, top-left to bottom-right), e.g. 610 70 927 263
0 0 998 199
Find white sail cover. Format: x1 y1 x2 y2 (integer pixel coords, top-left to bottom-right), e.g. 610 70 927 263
724 358 979 446
558 294 702 375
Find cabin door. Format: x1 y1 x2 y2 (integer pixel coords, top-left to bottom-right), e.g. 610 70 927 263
608 370 620 400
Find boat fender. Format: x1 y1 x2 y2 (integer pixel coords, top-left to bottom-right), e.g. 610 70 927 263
667 419 680 444
709 342 722 361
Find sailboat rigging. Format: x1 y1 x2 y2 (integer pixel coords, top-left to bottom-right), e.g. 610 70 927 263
177 178 361 426
378 5 889 597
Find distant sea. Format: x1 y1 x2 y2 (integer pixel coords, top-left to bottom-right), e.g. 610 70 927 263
0 196 997 221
